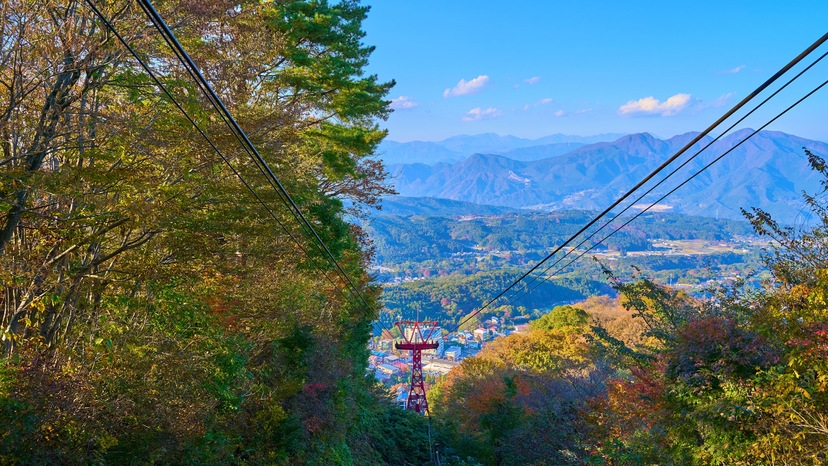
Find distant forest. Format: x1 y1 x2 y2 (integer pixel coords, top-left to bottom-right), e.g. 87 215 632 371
428 152 828 463
368 208 756 265
370 204 764 326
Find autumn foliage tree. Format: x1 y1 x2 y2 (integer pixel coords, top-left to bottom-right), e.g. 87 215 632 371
431 305 611 464
582 150 828 464
0 1 417 463
433 151 828 465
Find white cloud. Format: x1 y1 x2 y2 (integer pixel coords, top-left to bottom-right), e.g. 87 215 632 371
554 108 591 117
524 76 541 85
389 95 418 109
523 98 553 110
711 91 735 107
693 92 735 111
717 65 746 74
443 75 490 98
462 107 502 121
618 93 692 117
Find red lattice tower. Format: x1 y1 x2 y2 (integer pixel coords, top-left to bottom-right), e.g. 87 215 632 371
394 320 440 414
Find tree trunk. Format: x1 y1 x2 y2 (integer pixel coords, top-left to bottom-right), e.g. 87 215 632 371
0 60 82 253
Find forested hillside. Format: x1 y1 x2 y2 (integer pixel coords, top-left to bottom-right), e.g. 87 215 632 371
0 1 430 463
429 152 828 465
382 270 613 327
368 207 756 266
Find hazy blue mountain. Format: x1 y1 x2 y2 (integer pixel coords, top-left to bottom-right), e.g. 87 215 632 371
436 132 627 154
499 142 588 161
377 196 519 217
376 132 626 165
531 133 629 145
385 130 828 223
375 140 464 165
436 133 532 154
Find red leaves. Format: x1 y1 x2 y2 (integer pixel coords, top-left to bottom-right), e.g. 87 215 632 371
301 382 328 398
786 321 828 359
666 316 780 390
206 295 240 331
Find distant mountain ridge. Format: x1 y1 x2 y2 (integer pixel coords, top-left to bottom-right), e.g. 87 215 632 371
377 196 518 217
384 130 828 223
376 132 626 165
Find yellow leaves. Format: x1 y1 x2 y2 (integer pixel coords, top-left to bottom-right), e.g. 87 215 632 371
40 423 55 441
30 297 46 313
0 0 388 460
477 328 592 375
1 329 21 343
98 433 119 452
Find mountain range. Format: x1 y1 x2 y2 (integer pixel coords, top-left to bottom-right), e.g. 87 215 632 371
383 130 828 223
377 196 518 217
376 132 626 165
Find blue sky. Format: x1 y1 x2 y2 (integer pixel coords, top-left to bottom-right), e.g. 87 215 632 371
361 1 828 142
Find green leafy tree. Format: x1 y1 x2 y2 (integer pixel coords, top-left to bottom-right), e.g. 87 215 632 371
530 305 589 333
0 1 423 463
583 150 828 464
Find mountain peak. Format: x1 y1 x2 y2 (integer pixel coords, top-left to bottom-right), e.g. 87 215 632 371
623 132 657 142
380 132 628 165
463 152 515 167
387 130 828 223
599 132 664 156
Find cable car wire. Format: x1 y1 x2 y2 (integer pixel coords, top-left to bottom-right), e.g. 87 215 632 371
506 76 828 308
454 32 828 332
134 0 377 315
82 0 387 329
500 47 828 308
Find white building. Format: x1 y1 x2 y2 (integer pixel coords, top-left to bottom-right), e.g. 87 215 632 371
377 364 400 376
445 346 462 361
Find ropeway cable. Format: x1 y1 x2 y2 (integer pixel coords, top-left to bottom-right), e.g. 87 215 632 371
82 0 388 329
506 75 828 308
454 31 828 332
134 0 378 315
499 47 828 308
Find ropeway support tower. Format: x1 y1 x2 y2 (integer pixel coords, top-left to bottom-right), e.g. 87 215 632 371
394 320 440 414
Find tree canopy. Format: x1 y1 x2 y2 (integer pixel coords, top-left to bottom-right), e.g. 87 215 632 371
431 150 828 465
0 1 430 463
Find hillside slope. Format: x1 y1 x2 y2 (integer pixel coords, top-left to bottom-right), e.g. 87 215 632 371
387 130 828 222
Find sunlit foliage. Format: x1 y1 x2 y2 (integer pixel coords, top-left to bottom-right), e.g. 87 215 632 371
433 151 828 465
0 0 429 463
